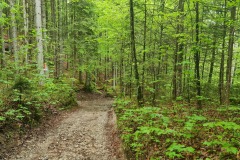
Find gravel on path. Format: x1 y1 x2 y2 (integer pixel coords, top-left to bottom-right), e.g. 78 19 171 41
8 98 125 160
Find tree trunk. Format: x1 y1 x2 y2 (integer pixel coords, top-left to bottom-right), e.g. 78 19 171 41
173 0 184 100
141 0 147 103
85 71 92 92
0 5 5 68
41 0 47 57
57 0 63 76
23 0 29 65
219 0 227 105
154 0 165 102
201 49 207 79
225 2 236 105
208 37 217 84
195 1 202 108
9 0 18 71
35 0 44 76
130 0 143 106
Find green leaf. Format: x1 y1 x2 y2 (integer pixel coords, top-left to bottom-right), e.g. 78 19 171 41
184 121 195 130
187 114 207 121
184 147 195 153
223 146 238 154
16 114 25 120
5 109 16 116
203 121 240 130
138 126 152 134
166 151 183 159
0 116 6 121
167 143 185 152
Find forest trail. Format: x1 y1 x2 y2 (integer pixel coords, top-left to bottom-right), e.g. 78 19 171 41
8 94 125 160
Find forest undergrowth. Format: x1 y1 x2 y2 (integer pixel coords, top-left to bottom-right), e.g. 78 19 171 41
0 73 77 157
114 98 240 160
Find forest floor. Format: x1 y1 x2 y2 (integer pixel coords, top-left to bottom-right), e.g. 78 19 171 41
3 91 125 160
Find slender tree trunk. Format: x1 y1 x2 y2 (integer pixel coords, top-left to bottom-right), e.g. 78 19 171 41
158 0 165 72
28 0 34 58
113 62 117 90
154 0 165 102
173 39 178 100
35 0 44 76
50 0 58 78
173 0 184 100
85 71 92 92
201 49 207 79
41 0 47 57
150 0 157 104
73 6 77 79
58 0 63 76
120 41 124 95
23 0 29 65
219 0 227 105
232 61 237 85
195 1 202 108
208 37 217 84
9 0 18 71
130 0 143 106
0 5 5 68
141 0 147 103
225 2 236 105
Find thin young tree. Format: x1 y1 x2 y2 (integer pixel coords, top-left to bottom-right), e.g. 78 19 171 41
0 2 5 68
225 0 237 105
194 1 202 108
173 0 184 100
22 0 29 65
141 0 147 103
129 0 143 106
9 0 18 70
219 0 227 105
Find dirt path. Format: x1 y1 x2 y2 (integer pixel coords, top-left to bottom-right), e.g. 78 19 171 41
7 97 125 160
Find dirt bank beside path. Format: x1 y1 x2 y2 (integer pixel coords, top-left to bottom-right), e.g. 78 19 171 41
6 93 125 160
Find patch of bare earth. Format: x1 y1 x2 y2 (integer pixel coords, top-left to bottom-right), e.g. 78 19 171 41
4 92 125 160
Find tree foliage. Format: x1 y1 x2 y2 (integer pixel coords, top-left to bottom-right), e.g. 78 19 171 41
0 0 240 158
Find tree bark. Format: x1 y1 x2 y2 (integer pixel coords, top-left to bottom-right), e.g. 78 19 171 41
173 0 184 100
130 0 143 106
195 1 202 108
141 0 147 103
208 37 217 84
22 0 29 65
0 4 5 68
41 0 47 56
225 2 236 105
9 0 18 71
219 0 227 105
35 0 44 76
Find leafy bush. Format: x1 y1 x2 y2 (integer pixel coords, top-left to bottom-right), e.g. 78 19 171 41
35 78 76 109
0 75 77 133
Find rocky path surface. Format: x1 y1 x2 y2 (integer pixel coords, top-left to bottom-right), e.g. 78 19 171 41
7 96 125 160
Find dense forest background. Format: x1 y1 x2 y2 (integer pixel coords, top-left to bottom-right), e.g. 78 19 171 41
0 0 240 159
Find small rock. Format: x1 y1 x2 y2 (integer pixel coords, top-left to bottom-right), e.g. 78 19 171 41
74 145 79 148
